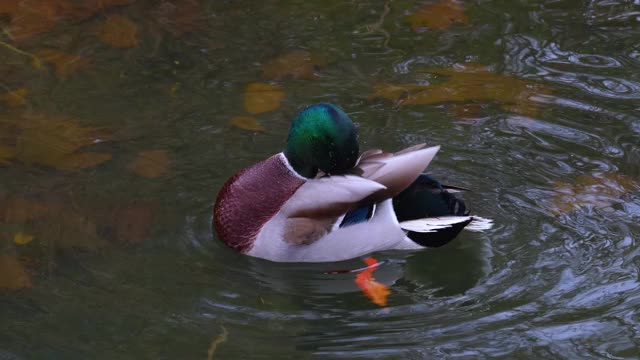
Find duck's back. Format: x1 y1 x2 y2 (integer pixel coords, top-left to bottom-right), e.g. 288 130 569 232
213 153 306 252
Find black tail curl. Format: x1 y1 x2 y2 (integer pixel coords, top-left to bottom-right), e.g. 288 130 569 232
393 174 470 247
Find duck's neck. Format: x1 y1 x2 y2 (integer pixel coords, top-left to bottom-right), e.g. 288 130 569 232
283 150 317 178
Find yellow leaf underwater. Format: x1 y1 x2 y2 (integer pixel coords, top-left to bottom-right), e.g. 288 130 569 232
0 88 28 107
406 0 469 32
11 113 112 170
371 64 550 116
127 150 172 178
244 83 285 114
261 50 327 81
230 116 265 133
0 255 32 289
14 232 34 245
35 49 90 79
98 14 139 48
551 173 639 215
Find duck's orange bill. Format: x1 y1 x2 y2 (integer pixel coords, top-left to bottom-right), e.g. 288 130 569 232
354 257 390 307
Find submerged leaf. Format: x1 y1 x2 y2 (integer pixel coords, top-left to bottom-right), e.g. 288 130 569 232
13 113 112 170
35 49 90 79
62 0 136 21
112 203 155 243
0 255 32 289
0 145 16 165
244 83 285 114
98 14 139 48
7 0 60 42
230 116 265 133
36 204 107 249
371 64 550 116
2 197 108 250
406 0 469 31
55 152 112 171
1 0 135 42
551 173 639 215
354 257 390 307
0 88 28 107
127 150 172 178
14 232 34 245
0 2 20 15
0 196 48 223
261 50 327 81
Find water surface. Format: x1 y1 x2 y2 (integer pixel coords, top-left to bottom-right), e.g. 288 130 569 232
1 0 640 358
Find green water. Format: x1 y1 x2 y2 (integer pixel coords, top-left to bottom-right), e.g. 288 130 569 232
1 0 640 358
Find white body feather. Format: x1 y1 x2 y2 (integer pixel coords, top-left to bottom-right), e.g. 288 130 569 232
246 147 492 262
249 200 422 262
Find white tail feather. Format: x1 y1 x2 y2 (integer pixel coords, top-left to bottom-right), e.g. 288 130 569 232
400 215 494 233
464 216 493 232
400 216 472 233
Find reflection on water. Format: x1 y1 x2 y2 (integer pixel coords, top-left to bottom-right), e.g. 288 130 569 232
1 0 640 358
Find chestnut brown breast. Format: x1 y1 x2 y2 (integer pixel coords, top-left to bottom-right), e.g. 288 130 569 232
213 154 305 253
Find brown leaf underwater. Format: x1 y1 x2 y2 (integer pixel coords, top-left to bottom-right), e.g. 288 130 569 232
0 113 112 171
0 0 135 42
0 195 159 256
112 203 155 243
0 255 32 289
261 50 327 81
35 49 90 79
0 196 107 250
550 173 639 215
4 0 60 42
0 88 28 107
371 64 550 116
406 0 469 32
98 14 139 48
127 150 173 178
0 145 16 165
244 83 285 114
0 195 48 223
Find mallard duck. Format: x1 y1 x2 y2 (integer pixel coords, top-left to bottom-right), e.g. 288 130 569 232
214 103 492 262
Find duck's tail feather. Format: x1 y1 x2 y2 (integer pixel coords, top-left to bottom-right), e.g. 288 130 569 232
401 217 472 247
393 174 492 248
400 216 474 232
399 216 493 247
463 216 494 232
393 174 468 220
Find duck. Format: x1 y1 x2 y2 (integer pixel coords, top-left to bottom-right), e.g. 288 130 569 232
213 103 492 262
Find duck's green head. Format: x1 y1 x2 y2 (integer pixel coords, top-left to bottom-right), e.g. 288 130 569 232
284 103 359 178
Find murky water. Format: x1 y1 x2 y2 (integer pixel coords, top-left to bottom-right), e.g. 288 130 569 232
1 0 640 358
